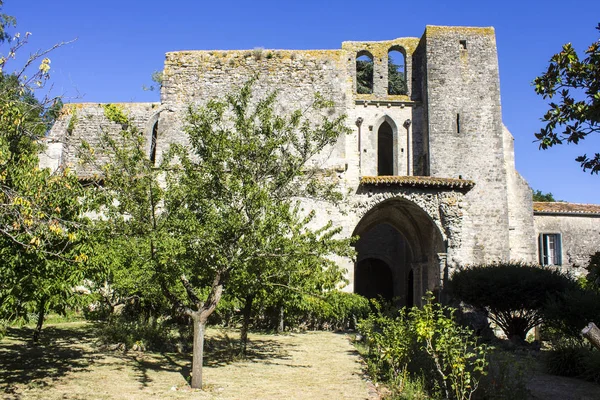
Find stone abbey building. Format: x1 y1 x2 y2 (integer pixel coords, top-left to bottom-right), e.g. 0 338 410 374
41 25 600 306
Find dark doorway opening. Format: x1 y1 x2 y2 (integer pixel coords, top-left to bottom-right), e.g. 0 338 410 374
355 258 394 302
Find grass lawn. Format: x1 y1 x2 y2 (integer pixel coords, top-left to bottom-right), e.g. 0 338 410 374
0 322 376 400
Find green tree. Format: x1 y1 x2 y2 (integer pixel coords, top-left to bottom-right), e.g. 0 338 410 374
91 80 352 388
0 3 91 341
356 59 373 94
388 58 407 95
532 189 556 202
534 24 600 173
166 81 352 388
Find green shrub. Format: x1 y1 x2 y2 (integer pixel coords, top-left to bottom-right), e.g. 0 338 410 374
543 287 600 339
583 251 600 291
449 262 576 341
95 314 185 352
267 291 370 331
546 342 600 383
546 342 588 377
358 294 490 400
358 303 414 383
474 351 530 400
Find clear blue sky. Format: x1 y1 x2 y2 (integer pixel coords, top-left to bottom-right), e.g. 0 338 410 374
4 0 600 203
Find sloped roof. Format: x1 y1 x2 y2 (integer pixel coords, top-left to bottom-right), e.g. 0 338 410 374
533 202 600 216
360 176 475 190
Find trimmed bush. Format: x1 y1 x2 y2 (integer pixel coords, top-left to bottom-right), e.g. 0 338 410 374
448 262 576 341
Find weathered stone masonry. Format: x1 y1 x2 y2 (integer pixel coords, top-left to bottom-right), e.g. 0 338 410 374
41 25 600 306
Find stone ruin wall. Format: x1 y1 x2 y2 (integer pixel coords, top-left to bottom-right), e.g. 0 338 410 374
39 26 552 287
41 102 160 177
534 214 600 275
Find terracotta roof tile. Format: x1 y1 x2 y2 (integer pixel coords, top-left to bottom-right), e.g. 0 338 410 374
360 176 475 190
533 202 600 215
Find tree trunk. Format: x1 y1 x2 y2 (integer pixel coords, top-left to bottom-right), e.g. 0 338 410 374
32 297 46 343
582 322 600 350
278 304 285 333
187 272 224 389
191 315 206 389
240 294 254 357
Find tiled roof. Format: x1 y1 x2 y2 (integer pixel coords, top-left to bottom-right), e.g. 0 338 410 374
533 202 600 215
360 176 475 190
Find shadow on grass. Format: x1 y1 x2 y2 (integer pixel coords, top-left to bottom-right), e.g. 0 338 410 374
203 331 290 367
94 330 293 386
1 324 296 393
0 324 96 395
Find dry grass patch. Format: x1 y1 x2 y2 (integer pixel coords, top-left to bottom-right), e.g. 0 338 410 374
1 322 376 399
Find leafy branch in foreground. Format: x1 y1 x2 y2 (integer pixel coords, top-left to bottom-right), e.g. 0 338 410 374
534 23 600 173
0 2 91 341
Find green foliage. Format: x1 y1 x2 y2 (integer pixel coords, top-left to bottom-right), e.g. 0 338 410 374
449 263 577 341
0 5 92 337
543 286 600 340
357 56 407 95
66 111 77 135
534 23 600 173
103 103 129 127
474 351 530 400
388 58 407 96
285 291 370 331
0 1 16 44
358 294 490 400
583 251 600 291
541 252 600 341
142 70 163 92
358 303 414 384
532 189 556 202
546 342 600 383
96 314 184 352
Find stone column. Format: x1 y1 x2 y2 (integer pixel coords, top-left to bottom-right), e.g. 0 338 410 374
404 119 412 176
412 263 424 307
436 253 447 290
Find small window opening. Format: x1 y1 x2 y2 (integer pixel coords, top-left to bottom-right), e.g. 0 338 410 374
378 121 394 176
388 49 407 95
539 233 562 266
456 113 461 133
460 40 467 50
150 122 158 165
356 52 374 94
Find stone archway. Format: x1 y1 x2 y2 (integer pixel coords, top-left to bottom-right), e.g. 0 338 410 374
353 197 446 307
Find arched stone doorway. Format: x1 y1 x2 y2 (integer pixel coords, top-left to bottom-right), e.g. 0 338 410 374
353 197 446 307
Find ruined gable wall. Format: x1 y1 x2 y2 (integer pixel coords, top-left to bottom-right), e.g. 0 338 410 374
424 26 510 265
40 103 159 176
